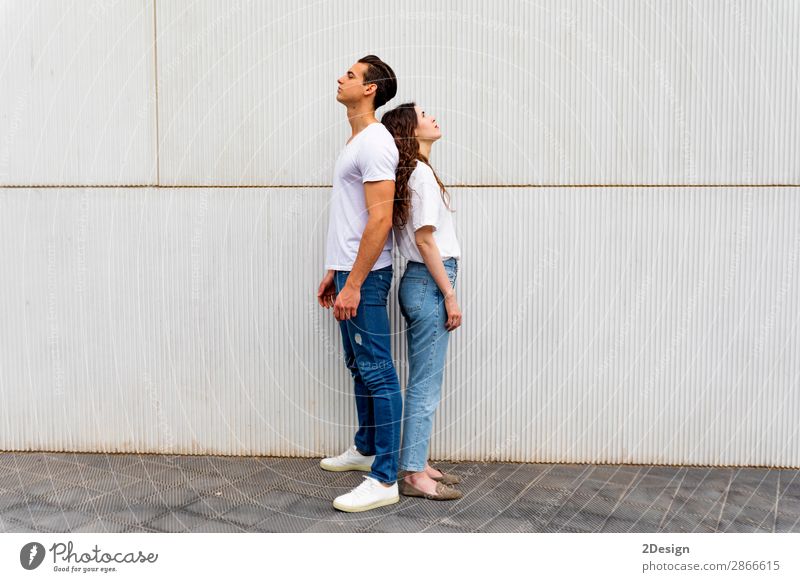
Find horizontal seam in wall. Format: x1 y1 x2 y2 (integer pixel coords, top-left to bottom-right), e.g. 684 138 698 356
0 184 798 189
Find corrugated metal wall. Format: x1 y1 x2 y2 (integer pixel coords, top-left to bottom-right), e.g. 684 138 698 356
1 1 798 467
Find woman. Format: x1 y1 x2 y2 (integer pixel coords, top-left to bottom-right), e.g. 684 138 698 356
381 102 463 500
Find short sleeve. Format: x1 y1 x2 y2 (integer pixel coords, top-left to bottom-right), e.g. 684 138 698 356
410 164 441 232
358 129 399 183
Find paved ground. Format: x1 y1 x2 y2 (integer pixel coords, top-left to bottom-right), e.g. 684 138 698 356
0 452 796 533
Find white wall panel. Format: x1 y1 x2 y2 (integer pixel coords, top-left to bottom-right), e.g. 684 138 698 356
1 186 798 467
0 0 156 185
155 0 799 186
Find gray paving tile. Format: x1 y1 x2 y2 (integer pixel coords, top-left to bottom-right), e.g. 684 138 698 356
146 510 210 532
419 522 467 533
668 490 727 519
0 453 796 534
730 467 780 488
220 502 283 528
677 467 732 489
38 484 108 509
717 517 773 533
278 469 336 499
10 453 78 478
658 509 718 533
15 476 78 498
252 512 315 532
779 469 800 494
526 465 597 491
545 491 663 532
0 519 39 533
600 513 663 533
452 462 524 484
270 457 319 474
162 455 269 481
189 519 248 532
0 454 18 470
718 505 773 532
395 496 462 523
2 501 93 532
123 525 160 533
0 489 28 511
138 486 203 511
476 476 537 499
112 479 170 504
69 515 132 533
85 473 144 494
76 490 140 516
542 493 618 533
56 465 141 492
303 519 372 533
645 465 696 479
115 456 174 478
476 514 538 533
251 489 310 513
211 473 288 503
618 483 677 511
775 509 800 532
498 496 562 529
584 464 645 483
283 493 341 519
368 514 433 533
0 470 31 492
32 508 97 532
432 493 511 532
632 470 688 489
182 473 252 496
541 510 597 533
56 453 140 471
183 495 244 519
146 466 205 487
106 502 170 527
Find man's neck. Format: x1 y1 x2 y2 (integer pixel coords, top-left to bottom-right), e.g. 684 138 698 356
346 103 378 136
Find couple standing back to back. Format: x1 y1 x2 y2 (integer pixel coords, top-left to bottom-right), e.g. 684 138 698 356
316 55 463 513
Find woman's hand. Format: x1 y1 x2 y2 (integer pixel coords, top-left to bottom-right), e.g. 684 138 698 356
444 291 462 331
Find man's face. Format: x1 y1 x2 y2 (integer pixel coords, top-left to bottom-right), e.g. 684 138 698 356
336 61 374 106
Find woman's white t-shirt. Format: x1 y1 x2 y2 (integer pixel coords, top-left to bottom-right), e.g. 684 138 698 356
393 160 461 263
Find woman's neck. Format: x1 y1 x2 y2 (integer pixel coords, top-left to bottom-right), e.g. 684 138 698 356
418 139 433 160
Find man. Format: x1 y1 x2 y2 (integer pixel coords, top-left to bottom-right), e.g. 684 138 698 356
316 55 401 512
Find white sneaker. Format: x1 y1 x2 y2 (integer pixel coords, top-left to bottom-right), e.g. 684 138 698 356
332 475 399 512
320 444 375 472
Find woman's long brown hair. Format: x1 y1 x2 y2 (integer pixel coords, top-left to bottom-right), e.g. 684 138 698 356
381 102 452 230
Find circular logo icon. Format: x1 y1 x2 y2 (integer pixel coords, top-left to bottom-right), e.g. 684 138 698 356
20 542 46 570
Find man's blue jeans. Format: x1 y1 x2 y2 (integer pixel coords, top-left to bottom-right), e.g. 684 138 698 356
334 265 402 485
397 258 458 472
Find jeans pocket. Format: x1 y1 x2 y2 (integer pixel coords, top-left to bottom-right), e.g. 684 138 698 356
399 277 427 313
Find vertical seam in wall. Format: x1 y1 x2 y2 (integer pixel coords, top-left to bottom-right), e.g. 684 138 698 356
152 0 160 185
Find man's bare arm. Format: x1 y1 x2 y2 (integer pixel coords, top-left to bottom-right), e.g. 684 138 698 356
348 179 395 287
332 179 394 320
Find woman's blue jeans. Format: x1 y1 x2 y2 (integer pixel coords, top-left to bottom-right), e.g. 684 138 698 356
334 266 402 485
397 258 458 473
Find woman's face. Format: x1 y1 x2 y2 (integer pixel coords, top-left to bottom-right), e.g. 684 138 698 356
414 105 441 142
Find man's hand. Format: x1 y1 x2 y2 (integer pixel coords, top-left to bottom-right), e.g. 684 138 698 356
317 270 336 308
333 282 360 321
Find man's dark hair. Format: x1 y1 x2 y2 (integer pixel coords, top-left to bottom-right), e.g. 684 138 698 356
357 55 397 110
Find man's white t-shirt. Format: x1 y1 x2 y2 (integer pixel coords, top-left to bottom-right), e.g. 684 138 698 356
324 122 399 271
393 160 461 263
